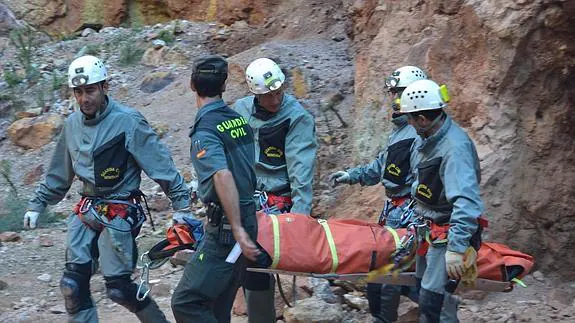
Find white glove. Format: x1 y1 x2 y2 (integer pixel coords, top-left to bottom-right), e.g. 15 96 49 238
172 208 195 225
445 250 465 280
23 211 40 229
329 171 351 186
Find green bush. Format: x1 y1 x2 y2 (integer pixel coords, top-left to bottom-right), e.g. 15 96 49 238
131 21 144 33
0 90 24 115
51 71 67 91
0 160 26 232
118 42 145 66
53 31 77 42
0 192 61 232
36 86 46 110
157 29 175 45
84 43 101 56
9 26 38 80
0 192 27 232
2 67 22 87
0 160 59 232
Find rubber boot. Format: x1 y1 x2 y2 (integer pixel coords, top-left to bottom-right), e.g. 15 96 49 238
419 288 444 323
440 293 460 323
245 287 276 323
135 299 169 323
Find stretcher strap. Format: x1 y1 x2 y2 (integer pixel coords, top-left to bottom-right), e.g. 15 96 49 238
385 226 401 249
318 219 339 273
270 214 281 269
511 278 527 288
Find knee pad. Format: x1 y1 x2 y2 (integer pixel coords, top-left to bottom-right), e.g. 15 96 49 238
105 275 150 313
60 263 94 314
419 288 445 323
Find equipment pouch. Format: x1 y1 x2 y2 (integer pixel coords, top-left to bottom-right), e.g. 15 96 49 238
207 203 222 227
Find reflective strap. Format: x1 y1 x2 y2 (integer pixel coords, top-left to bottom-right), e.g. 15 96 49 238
385 226 401 249
511 278 527 288
318 219 339 273
270 214 281 269
400 257 417 272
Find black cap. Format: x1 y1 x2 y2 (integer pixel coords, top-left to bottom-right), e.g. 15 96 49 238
192 55 228 75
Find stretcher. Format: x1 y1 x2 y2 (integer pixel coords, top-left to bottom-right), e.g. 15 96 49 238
138 212 533 298
252 212 534 293
246 268 515 293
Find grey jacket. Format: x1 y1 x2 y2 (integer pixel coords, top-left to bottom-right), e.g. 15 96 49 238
28 97 190 213
233 94 317 215
347 115 417 198
410 115 484 253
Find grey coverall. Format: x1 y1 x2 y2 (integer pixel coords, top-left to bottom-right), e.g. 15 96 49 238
28 97 190 323
233 93 317 323
410 115 483 323
345 115 420 322
171 99 258 323
347 115 416 226
346 115 460 322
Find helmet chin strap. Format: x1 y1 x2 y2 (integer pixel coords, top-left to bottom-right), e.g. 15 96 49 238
415 112 445 137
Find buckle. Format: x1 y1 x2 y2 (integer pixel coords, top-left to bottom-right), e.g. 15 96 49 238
78 198 94 213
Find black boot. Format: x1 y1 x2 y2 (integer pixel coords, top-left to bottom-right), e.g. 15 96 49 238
419 288 444 323
135 299 169 323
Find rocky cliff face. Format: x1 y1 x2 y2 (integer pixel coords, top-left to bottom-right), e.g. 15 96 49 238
2 0 574 277
341 0 575 278
1 0 279 34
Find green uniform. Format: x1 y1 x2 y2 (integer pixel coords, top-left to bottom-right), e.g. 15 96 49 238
171 100 257 323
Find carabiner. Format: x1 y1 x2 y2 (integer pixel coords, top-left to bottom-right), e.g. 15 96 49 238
136 262 151 301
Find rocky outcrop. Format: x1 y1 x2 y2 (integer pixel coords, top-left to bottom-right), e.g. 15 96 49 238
337 0 575 278
139 71 176 93
7 114 64 150
2 0 66 31
283 296 344 323
1 0 278 34
0 3 24 35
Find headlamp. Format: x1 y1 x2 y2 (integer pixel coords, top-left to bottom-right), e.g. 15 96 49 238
384 76 399 90
71 74 89 87
263 71 282 91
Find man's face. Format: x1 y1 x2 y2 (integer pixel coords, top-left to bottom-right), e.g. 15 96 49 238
389 88 404 112
407 113 431 137
73 82 107 118
256 87 284 113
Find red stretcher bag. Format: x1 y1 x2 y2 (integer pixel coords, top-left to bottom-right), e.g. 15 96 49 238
256 212 534 282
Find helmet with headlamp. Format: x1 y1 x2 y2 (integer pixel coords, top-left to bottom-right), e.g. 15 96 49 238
68 55 108 88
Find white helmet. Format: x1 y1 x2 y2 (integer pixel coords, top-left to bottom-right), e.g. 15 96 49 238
245 58 285 95
385 66 427 91
68 55 108 88
399 79 448 113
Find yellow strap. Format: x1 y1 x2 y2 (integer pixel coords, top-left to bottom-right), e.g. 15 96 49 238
318 219 339 273
511 278 527 288
385 226 401 249
270 214 281 269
